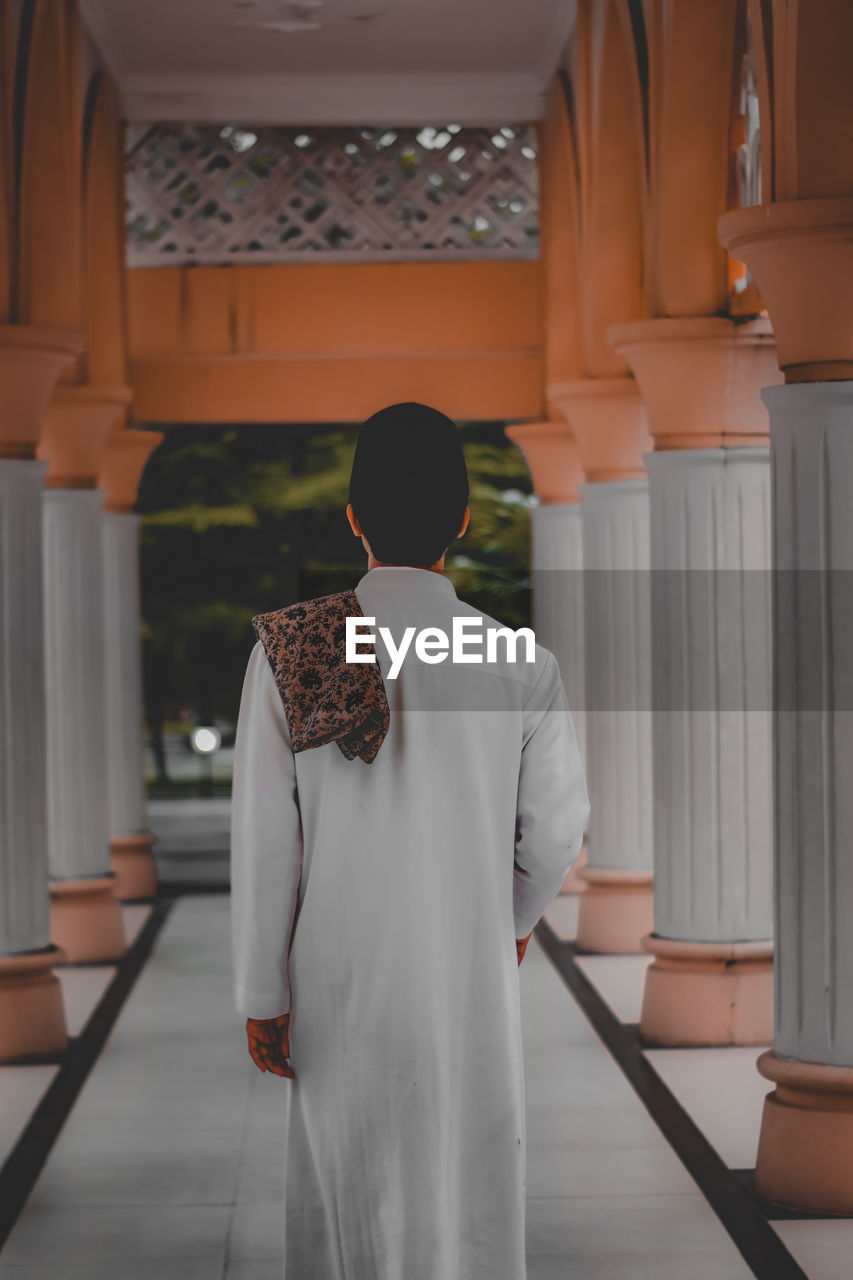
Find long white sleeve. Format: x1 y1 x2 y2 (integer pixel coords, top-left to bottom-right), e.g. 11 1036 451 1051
230 640 303 1018
513 650 589 938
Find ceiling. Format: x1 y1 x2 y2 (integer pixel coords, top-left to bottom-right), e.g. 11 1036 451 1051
81 0 575 124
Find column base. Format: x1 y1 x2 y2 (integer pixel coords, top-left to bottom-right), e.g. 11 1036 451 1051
640 936 773 1046
560 837 588 894
755 1051 853 1214
575 868 654 953
0 946 68 1062
109 833 157 901
50 875 127 963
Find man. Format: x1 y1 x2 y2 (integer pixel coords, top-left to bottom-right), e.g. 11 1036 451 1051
230 402 589 1279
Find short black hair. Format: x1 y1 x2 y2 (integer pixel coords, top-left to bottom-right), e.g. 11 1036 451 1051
349 402 469 568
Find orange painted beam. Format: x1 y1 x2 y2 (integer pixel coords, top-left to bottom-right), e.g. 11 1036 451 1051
129 352 544 424
127 259 545 422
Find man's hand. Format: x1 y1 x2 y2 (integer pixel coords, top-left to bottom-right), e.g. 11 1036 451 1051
516 933 533 966
246 1012 295 1078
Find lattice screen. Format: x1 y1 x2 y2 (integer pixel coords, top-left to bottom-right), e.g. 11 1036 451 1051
125 123 540 266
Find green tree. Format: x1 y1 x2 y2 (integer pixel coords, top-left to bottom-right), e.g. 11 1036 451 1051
138 421 533 784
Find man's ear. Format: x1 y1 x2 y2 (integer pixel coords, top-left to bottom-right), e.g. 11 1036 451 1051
456 506 470 539
346 503 362 537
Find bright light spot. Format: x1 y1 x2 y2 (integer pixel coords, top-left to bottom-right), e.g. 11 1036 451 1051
231 129 257 153
502 488 534 507
294 134 312 148
448 145 466 163
521 145 537 160
500 126 516 138
378 130 398 148
343 142 358 154
509 200 523 213
491 134 508 149
446 123 461 133
192 726 222 755
473 215 490 231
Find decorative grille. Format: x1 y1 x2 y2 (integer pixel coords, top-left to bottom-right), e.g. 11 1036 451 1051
125 123 539 266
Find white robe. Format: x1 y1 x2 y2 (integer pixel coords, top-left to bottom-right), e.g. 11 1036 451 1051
230 565 589 1280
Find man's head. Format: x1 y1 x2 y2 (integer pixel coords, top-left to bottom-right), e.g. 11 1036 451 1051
347 402 469 569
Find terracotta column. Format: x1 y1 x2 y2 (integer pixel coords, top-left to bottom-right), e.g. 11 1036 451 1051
37 386 131 963
505 421 587 892
99 428 163 900
608 316 781 1044
550 378 654 951
0 326 81 1060
719 197 853 1211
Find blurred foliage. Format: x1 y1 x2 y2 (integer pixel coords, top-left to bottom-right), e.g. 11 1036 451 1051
138 421 534 758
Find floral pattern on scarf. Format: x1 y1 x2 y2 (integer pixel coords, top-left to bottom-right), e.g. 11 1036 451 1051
252 590 390 764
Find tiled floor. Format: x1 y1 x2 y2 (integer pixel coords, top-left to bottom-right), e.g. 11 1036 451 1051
1 891 852 1277
0 904 151 1169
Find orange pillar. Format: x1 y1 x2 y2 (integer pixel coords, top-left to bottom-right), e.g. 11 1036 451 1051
505 421 588 893
38 385 131 963
0 325 81 1060
99 428 164 899
549 378 654 952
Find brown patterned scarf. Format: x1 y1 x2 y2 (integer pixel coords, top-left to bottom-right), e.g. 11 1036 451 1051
252 590 390 764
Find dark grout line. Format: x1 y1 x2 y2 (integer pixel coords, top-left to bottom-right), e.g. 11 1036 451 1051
0 897 176 1253
534 918 810 1280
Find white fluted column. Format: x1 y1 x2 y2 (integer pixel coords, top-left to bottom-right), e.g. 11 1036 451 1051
43 487 126 961
606 317 782 1040
641 448 773 1043
0 462 68 1058
0 463 70 1061
0 461 52 954
102 510 155 897
0 326 81 1062
505 420 588 892
577 478 654 949
745 381 853 1209
98 426 162 899
531 502 586 770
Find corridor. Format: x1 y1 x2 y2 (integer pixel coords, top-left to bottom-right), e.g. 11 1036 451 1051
1 891 849 1279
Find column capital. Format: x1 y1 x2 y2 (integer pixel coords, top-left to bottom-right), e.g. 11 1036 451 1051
548 377 651 483
37 384 132 488
0 325 84 459
504 420 582 504
98 427 164 513
718 198 853 382
607 316 782 449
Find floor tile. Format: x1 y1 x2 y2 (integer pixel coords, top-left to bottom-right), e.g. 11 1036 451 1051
0 1205 230 1267
525 1193 753 1274
773 1219 853 1280
525 1140 695 1198
0 1065 57 1165
644 1044 771 1169
121 903 153 945
574 954 652 1025
543 895 580 942
56 966 116 1036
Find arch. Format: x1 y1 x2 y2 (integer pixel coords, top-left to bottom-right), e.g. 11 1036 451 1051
570 0 646 377
539 77 583 395
83 70 129 390
17 0 83 339
642 0 739 316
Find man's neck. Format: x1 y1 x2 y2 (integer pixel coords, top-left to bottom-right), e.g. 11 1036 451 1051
366 554 446 575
